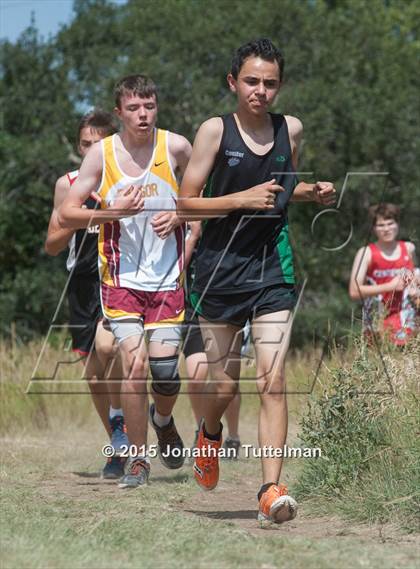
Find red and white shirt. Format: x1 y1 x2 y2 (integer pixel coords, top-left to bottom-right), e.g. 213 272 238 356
363 241 417 345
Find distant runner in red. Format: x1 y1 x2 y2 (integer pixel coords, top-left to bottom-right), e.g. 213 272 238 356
349 203 419 345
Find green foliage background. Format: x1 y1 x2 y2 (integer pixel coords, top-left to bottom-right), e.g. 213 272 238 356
1 0 419 343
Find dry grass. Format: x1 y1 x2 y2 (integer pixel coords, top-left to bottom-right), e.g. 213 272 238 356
0 333 348 434
296 335 420 531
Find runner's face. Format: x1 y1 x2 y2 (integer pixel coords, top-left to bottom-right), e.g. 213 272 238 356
78 128 104 158
228 56 281 115
115 93 158 139
374 216 399 243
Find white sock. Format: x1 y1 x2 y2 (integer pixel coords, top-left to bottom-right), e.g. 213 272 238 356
134 453 150 464
109 407 123 420
153 409 171 428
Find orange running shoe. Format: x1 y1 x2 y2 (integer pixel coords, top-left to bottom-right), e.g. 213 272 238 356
258 483 298 523
193 423 222 491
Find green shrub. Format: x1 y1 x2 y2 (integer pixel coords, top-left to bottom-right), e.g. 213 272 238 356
296 338 420 531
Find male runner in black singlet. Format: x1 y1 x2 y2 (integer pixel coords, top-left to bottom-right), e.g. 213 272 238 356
45 110 127 479
178 38 336 523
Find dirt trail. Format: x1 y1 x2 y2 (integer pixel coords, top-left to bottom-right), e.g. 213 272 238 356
30 449 419 554
182 478 419 543
16 420 417 552
3 406 419 569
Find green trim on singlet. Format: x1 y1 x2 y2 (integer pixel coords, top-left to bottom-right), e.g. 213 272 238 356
203 173 213 197
275 222 295 284
189 291 204 315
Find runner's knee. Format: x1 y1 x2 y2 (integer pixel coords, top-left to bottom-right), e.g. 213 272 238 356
256 374 286 396
213 377 239 398
150 355 180 396
120 352 148 383
95 337 118 362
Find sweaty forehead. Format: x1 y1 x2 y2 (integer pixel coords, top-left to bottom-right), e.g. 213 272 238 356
120 92 157 105
376 216 397 224
239 56 280 78
79 127 103 143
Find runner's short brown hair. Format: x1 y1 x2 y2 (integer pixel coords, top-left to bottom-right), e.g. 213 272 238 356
368 203 400 224
77 109 118 143
114 74 158 108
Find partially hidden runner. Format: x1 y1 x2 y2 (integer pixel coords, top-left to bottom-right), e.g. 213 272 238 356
58 75 192 488
349 203 419 346
178 38 336 523
45 109 128 479
183 220 242 458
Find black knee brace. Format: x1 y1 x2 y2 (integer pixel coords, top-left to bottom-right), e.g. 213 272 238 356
150 355 180 396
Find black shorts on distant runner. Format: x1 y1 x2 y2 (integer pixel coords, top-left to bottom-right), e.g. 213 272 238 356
67 274 102 356
191 284 297 328
182 305 205 358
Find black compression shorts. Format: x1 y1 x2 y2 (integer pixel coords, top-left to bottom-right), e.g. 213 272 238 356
67 274 101 355
182 306 205 358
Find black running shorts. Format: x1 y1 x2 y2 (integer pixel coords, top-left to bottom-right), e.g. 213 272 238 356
182 305 205 358
67 274 101 355
190 284 297 328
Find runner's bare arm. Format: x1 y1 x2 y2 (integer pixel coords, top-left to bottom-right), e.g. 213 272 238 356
406 243 420 305
348 247 404 300
287 115 304 172
287 116 312 201
286 115 336 206
44 175 75 255
169 132 192 179
178 118 285 220
58 143 144 229
407 242 417 265
184 221 201 268
151 133 193 239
